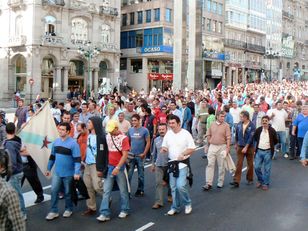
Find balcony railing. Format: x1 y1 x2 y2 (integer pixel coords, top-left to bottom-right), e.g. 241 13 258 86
42 0 65 7
246 43 265 54
7 0 23 8
282 10 294 20
8 35 27 47
41 35 64 46
99 6 119 16
224 39 246 50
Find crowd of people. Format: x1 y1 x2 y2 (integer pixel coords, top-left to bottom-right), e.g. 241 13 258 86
0 79 307 230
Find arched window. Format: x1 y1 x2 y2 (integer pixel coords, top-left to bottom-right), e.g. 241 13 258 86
15 16 23 36
71 18 88 44
99 61 108 78
44 16 57 35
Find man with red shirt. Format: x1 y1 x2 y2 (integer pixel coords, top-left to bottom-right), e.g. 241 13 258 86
97 120 130 222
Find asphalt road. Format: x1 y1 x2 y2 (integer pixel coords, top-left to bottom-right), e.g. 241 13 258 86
23 147 308 231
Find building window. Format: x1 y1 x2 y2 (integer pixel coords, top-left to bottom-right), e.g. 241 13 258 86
207 0 211 12
166 8 172 22
212 1 217 13
218 22 222 33
121 31 128 49
146 10 151 23
144 27 163 47
137 11 143 24
217 3 223 15
207 19 211 31
287 62 290 68
212 20 216 32
131 59 142 73
130 12 135 25
120 58 127 70
154 8 160 22
136 30 143 47
128 31 136 48
122 14 127 26
44 15 56 35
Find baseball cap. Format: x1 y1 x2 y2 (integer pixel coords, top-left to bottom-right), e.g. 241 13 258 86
105 120 119 133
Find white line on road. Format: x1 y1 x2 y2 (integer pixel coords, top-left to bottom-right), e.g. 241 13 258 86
43 185 52 190
135 222 155 231
23 191 51 208
242 167 247 172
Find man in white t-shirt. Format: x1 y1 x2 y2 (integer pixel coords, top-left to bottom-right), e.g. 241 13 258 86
161 115 196 216
267 101 288 158
230 101 241 144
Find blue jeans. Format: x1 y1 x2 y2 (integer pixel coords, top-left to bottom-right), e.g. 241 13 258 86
50 173 73 213
128 156 144 192
274 131 287 157
254 150 272 186
9 172 26 216
169 166 191 211
99 166 130 217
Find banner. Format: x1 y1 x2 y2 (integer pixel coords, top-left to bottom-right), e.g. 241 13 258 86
148 73 173 81
18 101 58 177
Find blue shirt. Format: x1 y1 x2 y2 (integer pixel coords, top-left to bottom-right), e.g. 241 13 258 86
300 131 308 160
128 127 149 155
225 113 234 129
85 134 97 164
48 137 81 177
235 122 256 147
293 114 308 138
152 136 168 167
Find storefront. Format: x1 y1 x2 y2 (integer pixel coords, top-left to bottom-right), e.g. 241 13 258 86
147 73 173 91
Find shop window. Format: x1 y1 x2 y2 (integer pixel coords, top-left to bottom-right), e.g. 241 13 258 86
120 58 127 70
131 59 142 73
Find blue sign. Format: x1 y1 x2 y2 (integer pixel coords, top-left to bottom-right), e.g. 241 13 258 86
141 46 173 54
202 51 226 60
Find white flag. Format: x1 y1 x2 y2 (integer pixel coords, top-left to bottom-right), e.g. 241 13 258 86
18 101 58 177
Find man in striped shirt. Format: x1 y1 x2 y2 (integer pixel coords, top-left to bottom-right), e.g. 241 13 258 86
45 122 81 221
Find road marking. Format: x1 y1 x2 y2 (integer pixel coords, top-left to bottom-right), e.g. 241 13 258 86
23 191 51 208
242 167 247 172
43 185 52 190
136 222 155 231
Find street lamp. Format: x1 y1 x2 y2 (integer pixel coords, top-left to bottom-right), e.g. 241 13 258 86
264 47 279 82
29 78 34 103
78 41 101 99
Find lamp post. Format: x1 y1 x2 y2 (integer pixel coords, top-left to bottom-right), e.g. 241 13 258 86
29 78 34 103
78 41 101 99
264 47 279 82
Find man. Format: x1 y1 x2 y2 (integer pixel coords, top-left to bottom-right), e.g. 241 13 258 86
254 116 278 190
70 112 81 139
45 122 81 220
223 105 234 129
118 112 131 135
3 123 26 219
103 106 117 128
127 114 151 197
230 111 256 188
259 96 270 113
196 99 209 144
82 117 106 216
230 101 241 126
289 100 302 160
292 104 308 159
169 101 182 125
203 111 231 190
242 98 254 120
267 101 288 159
50 101 61 125
124 101 135 123
151 123 171 209
300 131 308 166
88 102 100 118
252 104 265 129
14 99 27 131
0 149 26 231
161 115 196 216
0 113 6 145
181 101 192 132
97 120 130 222
76 123 88 162
79 103 91 124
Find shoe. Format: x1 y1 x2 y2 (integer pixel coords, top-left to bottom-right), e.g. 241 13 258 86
246 181 254 185
202 155 207 159
34 196 44 204
284 153 289 158
217 185 223 189
262 185 269 191
46 212 59 221
118 212 128 219
58 192 64 199
82 208 96 216
152 203 163 209
256 182 262 188
167 209 178 216
185 205 192 215
230 182 239 188
96 214 111 222
202 184 212 191
63 210 72 218
135 190 144 197
289 157 295 160
167 196 173 203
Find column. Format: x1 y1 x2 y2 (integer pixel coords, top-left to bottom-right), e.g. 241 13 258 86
8 64 15 91
173 0 187 91
63 66 69 95
93 68 99 94
235 68 239 85
142 57 149 93
53 66 63 100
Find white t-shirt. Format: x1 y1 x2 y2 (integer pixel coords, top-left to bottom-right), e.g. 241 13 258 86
230 108 241 124
267 109 288 132
162 129 196 169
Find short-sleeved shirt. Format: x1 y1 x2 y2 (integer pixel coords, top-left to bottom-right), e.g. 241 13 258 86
293 114 308 138
162 129 196 169
267 109 288 132
128 127 149 155
15 107 27 129
107 133 130 166
85 134 97 165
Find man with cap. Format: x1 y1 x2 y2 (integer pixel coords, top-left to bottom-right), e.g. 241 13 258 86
97 120 130 222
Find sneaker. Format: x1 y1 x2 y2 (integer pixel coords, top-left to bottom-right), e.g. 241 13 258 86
135 190 144 197
284 153 289 158
262 185 269 191
202 184 212 191
185 205 192 215
96 214 111 222
46 212 59 221
118 212 128 219
58 192 64 199
246 181 254 185
63 210 72 218
230 182 239 188
217 184 223 189
34 196 44 204
167 209 178 216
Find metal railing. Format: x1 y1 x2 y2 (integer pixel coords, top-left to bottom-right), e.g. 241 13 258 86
99 6 119 16
42 0 65 6
246 43 265 54
41 35 64 46
8 35 27 47
224 39 246 49
282 10 294 20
